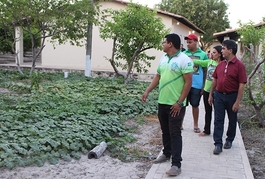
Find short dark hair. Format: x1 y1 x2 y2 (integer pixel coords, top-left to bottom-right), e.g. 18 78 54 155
165 33 181 50
222 40 237 55
213 45 224 61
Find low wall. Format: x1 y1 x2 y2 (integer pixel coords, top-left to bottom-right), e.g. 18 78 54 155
0 64 155 82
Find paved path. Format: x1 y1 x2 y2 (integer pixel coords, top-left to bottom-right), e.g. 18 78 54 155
145 104 254 179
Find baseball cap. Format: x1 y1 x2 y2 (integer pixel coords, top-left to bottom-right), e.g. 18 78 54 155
184 34 198 41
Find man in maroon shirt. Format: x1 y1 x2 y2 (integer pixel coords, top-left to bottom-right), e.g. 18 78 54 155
208 40 247 155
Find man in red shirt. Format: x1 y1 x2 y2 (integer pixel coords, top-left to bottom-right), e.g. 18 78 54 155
208 40 247 155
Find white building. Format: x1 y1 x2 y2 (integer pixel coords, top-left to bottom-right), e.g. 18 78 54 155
41 0 204 77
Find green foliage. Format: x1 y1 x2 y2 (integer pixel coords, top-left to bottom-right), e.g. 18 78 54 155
237 22 265 126
237 21 265 47
0 27 41 54
0 0 97 46
0 69 158 168
30 72 44 90
100 2 170 81
155 0 230 50
0 28 13 54
0 0 98 74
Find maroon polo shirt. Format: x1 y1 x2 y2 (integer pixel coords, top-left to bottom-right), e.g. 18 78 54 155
213 57 247 93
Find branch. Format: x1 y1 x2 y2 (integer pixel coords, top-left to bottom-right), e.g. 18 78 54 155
246 47 265 80
246 46 265 110
125 42 144 81
249 44 256 63
140 46 153 53
109 38 124 78
258 98 265 110
35 45 45 59
241 48 246 59
247 76 257 108
242 47 265 109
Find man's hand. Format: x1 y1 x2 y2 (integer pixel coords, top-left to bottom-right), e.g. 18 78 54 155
232 101 240 112
170 103 182 117
208 95 213 106
141 92 149 103
200 89 204 95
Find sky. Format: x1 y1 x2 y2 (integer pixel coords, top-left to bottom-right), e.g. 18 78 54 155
131 0 265 29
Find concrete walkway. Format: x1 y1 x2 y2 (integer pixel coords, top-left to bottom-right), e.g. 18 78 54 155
145 104 254 179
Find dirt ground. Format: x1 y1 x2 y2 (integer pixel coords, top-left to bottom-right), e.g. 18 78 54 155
124 115 162 177
238 104 265 179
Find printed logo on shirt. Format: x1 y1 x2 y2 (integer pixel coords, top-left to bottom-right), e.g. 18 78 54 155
189 55 200 75
207 64 216 81
171 62 178 71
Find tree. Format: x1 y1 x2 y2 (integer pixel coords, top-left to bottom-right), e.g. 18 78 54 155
237 21 265 126
99 2 170 83
155 0 230 50
0 0 97 75
0 28 13 54
0 27 40 54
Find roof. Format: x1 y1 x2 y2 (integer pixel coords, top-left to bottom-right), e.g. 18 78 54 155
101 0 205 34
213 21 265 42
156 9 205 34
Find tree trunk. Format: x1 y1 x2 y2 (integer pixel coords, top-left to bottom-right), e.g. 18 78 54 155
124 42 143 83
109 38 124 78
245 46 265 127
15 54 24 75
30 45 45 75
254 107 265 127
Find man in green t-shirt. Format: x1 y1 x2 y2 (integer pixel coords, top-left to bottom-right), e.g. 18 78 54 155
142 33 193 176
182 34 208 133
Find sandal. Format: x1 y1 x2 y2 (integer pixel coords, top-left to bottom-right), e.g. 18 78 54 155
194 128 201 133
198 132 210 136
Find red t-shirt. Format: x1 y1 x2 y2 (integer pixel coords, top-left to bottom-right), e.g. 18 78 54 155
213 57 247 93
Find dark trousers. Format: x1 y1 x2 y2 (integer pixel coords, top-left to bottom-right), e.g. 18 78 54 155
213 91 238 147
158 104 185 168
203 91 213 134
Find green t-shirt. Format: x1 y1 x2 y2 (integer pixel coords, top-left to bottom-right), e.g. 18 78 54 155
157 52 193 105
193 59 218 92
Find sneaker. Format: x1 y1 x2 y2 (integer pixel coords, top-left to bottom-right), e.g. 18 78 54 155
224 141 232 149
166 166 181 176
153 154 170 164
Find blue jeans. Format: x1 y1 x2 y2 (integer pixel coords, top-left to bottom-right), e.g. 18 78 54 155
213 91 238 147
158 104 185 168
